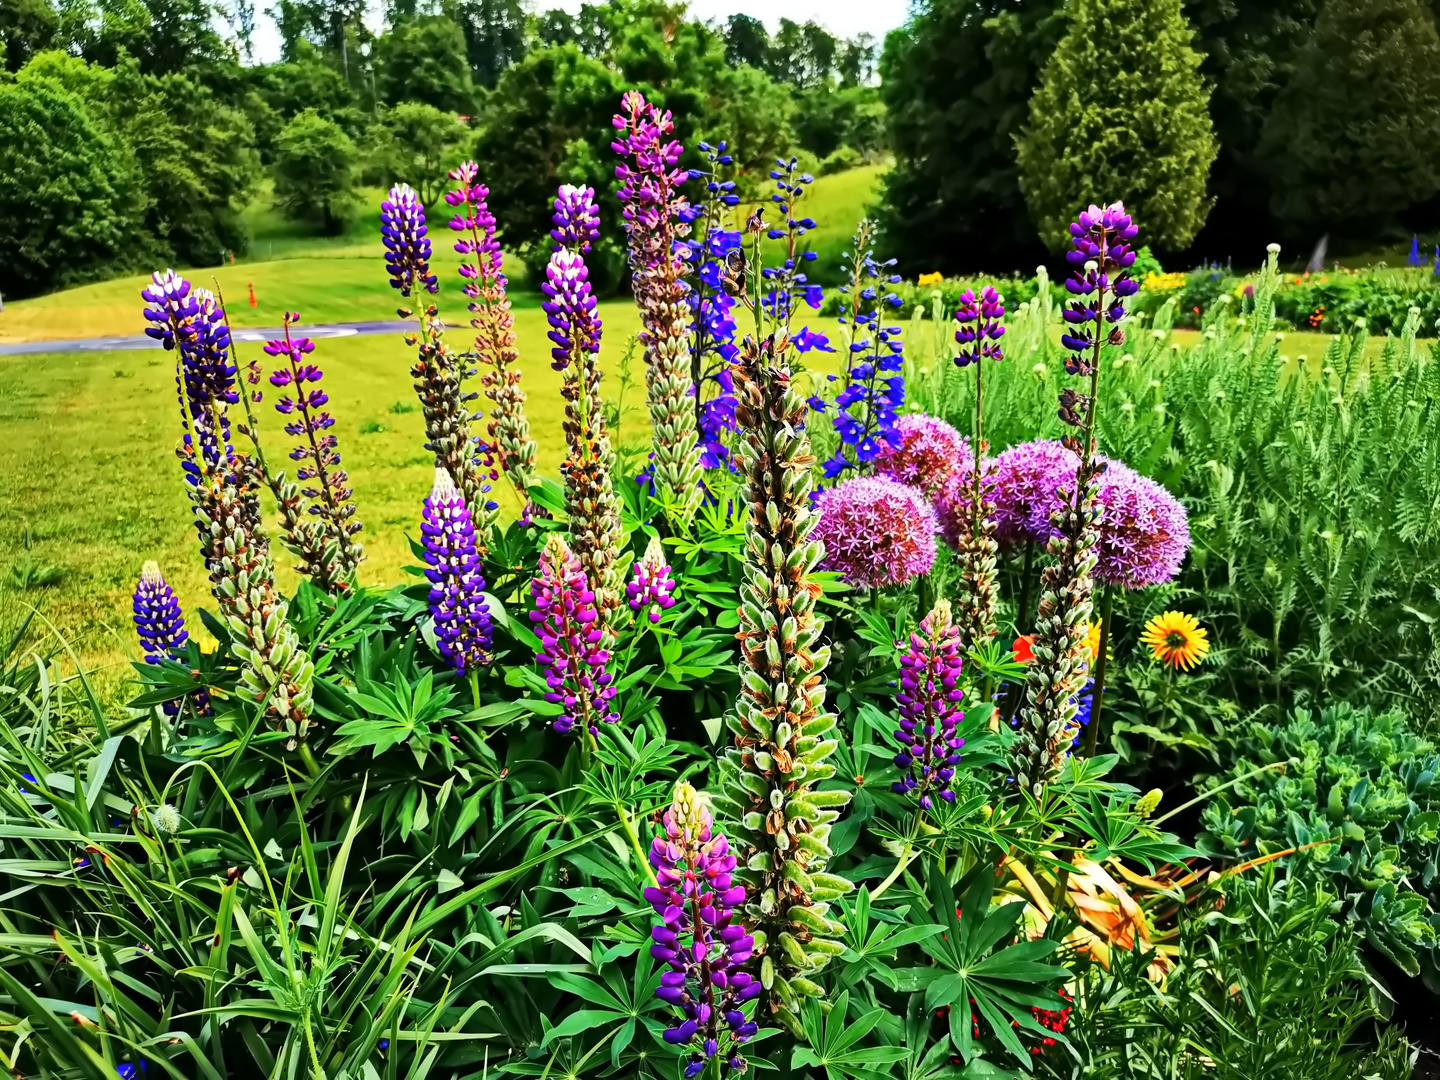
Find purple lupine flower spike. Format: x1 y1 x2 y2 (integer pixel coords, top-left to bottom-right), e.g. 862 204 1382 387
891 600 965 810
420 469 493 674
645 782 759 1078
953 286 1006 366
551 184 601 252
264 313 364 582
1060 203 1139 376
541 250 602 372
381 184 439 298
529 533 618 737
133 562 188 662
627 537 676 624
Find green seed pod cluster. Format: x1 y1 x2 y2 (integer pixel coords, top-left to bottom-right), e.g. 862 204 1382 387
713 333 853 1033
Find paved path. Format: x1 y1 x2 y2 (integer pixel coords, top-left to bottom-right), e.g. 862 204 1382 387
0 319 416 357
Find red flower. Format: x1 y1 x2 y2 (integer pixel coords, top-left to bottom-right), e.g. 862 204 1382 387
1013 635 1035 664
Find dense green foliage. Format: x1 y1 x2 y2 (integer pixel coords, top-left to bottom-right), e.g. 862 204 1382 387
273 108 360 233
1015 0 1217 251
1258 0 1440 237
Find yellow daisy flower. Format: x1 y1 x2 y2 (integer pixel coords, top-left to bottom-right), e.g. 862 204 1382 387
918 272 944 287
1140 611 1210 670
1081 620 1103 669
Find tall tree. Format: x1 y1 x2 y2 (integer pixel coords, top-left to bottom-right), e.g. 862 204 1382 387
447 0 526 87
836 32 876 86
1259 0 1440 239
876 0 1064 274
1184 0 1317 256
273 108 359 234
1 0 58 71
1016 0 1217 251
724 13 769 70
375 14 474 113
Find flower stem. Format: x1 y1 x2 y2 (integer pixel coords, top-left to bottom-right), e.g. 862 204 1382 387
1082 586 1115 758
297 740 320 779
870 812 924 902
617 799 658 887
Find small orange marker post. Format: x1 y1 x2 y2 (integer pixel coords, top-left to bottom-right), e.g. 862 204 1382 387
248 282 257 308
229 250 235 266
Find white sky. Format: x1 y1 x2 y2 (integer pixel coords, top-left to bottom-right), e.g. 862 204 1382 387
248 0 913 65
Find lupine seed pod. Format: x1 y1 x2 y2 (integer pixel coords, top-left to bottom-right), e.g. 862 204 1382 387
712 333 852 1031
264 313 363 588
1015 203 1138 796
447 162 539 514
612 90 704 519
646 782 760 1077
420 469 493 674
951 287 1006 652
543 224 623 631
383 185 498 545
191 469 314 745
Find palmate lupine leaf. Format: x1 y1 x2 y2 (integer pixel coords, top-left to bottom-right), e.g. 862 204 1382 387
881 861 1068 1067
792 989 910 1080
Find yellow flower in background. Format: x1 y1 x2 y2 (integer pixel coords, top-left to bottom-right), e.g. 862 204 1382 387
918 272 944 287
1140 611 1210 670
1081 620 1103 669
1143 271 1187 292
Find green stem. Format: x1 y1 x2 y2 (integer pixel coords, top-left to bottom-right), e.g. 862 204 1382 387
296 740 320 779
1082 586 1115 758
616 800 659 887
469 669 481 712
870 812 924 902
1151 761 1287 827
1015 539 1036 636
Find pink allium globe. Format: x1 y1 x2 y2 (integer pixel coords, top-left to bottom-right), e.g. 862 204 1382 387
873 413 970 500
1090 462 1190 588
989 440 1081 550
933 457 981 550
815 476 937 588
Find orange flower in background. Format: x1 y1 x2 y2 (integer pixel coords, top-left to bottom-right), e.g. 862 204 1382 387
1013 634 1035 663
918 271 944 287
1141 611 1210 670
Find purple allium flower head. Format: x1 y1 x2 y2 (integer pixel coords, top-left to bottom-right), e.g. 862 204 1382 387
953 286 1005 366
645 781 758 1077
1090 462 1190 588
891 600 965 810
1060 203 1139 377
627 536 677 624
381 183 439 297
541 250 602 372
873 413 970 500
530 533 618 736
133 561 188 662
814 476 937 588
957 439 1081 551
550 184 601 253
420 469 493 674
141 271 237 481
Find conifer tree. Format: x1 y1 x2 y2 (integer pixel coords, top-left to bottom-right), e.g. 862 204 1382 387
1016 0 1217 252
1259 0 1440 236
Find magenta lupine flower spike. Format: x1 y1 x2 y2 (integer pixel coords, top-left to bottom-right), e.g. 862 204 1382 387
420 469 493 674
530 533 619 737
541 250 602 372
1060 203 1139 377
953 286 1005 366
627 536 676 624
264 314 363 581
891 600 965 810
551 184 601 252
381 183 439 297
133 561 189 662
646 781 759 1077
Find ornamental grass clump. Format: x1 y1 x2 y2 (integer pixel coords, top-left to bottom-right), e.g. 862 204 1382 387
613 90 704 518
545 186 623 630
813 476 937 589
447 162 538 514
1015 202 1138 797
420 469 493 677
530 533 619 740
647 781 760 1076
950 285 1007 650
383 183 496 534
714 333 852 1030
